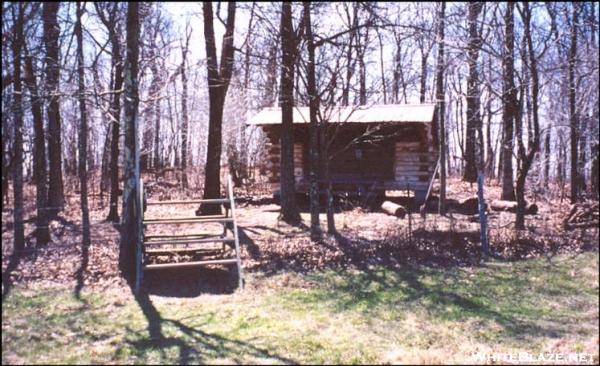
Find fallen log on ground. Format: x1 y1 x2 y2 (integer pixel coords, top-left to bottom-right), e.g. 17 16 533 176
458 196 479 213
381 201 407 218
467 212 498 222
449 196 486 215
490 200 538 215
563 201 599 230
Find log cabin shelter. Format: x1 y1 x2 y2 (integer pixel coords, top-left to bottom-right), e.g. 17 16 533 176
246 103 439 202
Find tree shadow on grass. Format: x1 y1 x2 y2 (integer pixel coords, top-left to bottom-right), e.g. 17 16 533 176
237 226 261 259
141 266 239 297
128 286 296 364
301 261 584 343
2 253 21 301
73 233 90 300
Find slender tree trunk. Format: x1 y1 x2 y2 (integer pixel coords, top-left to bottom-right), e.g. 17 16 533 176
579 119 587 193
43 2 64 216
569 3 579 203
199 2 236 215
305 1 321 240
279 2 301 225
24 53 50 245
500 2 516 200
11 3 25 253
515 2 541 229
485 95 494 178
377 30 387 104
463 2 482 183
239 7 255 181
455 97 465 174
322 129 335 235
557 133 565 185
357 35 367 106
107 16 124 222
1 127 9 206
140 124 152 171
485 58 494 179
393 40 401 103
420 49 429 104
436 2 446 215
171 80 180 168
120 2 140 281
180 35 190 189
75 1 91 281
153 89 161 170
544 129 551 185
342 4 358 107
99 102 111 205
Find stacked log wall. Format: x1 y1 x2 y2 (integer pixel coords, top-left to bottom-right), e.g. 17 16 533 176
262 126 305 190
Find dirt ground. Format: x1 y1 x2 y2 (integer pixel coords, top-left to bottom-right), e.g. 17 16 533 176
2 176 599 295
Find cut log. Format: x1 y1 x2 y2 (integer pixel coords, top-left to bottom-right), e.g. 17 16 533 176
381 201 407 218
456 196 480 215
490 200 538 215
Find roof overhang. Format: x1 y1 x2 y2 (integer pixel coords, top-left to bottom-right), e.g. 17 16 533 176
246 104 435 126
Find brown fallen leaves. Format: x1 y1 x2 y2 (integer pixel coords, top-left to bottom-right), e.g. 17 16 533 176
2 178 598 292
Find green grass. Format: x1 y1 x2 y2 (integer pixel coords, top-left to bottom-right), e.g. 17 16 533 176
2 251 599 364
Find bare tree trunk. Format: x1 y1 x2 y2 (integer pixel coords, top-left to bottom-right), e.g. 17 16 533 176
75 1 91 284
579 119 587 193
485 57 495 179
377 29 387 104
497 127 504 179
100 4 124 223
463 2 482 183
150 50 163 172
305 2 321 240
140 123 152 171
455 97 465 174
199 2 236 215
153 89 161 170
107 52 123 222
393 40 401 103
99 89 111 205
569 3 579 203
557 133 565 185
11 3 25 253
515 2 541 229
342 3 358 107
357 27 368 106
435 2 446 214
501 1 516 200
180 29 191 189
171 80 180 168
43 2 65 215
24 52 50 245
544 129 551 185
323 130 335 235
120 2 140 282
419 49 429 104
279 2 301 225
1 127 9 206
592 142 599 198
